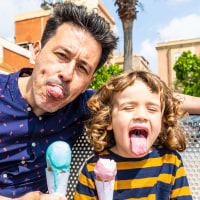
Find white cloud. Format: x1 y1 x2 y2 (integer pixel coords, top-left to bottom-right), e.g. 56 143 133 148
138 13 200 76
0 0 41 42
158 14 200 42
167 0 190 4
138 39 158 74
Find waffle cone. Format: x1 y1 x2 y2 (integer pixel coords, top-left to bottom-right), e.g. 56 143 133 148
95 178 115 200
46 168 69 196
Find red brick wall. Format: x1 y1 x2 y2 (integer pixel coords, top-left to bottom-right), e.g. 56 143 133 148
15 15 49 44
4 48 33 71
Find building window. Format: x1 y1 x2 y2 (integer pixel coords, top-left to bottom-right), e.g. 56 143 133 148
174 53 181 61
17 42 33 52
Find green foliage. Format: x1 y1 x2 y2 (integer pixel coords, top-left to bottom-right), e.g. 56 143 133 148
88 64 123 91
173 50 200 97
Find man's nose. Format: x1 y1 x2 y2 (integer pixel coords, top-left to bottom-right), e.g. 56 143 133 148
58 61 75 82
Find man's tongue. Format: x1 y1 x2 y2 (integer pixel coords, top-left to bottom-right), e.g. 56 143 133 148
47 85 65 100
130 132 147 156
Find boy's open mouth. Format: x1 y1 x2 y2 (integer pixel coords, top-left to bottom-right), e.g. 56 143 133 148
129 129 148 138
129 128 149 156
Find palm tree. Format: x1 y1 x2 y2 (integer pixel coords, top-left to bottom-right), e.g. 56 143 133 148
115 0 139 71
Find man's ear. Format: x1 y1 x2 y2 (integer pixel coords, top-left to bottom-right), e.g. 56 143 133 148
89 74 95 85
30 40 41 64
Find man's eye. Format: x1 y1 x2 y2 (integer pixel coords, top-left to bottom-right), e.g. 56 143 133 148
56 52 68 59
78 65 88 74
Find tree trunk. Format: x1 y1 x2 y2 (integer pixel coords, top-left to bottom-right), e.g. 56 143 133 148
122 18 133 72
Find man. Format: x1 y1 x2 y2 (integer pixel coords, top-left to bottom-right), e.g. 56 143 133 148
0 2 117 200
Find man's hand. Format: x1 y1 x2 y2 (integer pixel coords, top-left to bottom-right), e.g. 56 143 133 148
14 191 67 200
39 192 67 200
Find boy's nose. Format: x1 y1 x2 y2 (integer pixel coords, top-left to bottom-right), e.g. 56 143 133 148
133 107 148 121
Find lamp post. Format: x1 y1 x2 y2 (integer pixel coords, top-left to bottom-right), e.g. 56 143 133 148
41 0 63 15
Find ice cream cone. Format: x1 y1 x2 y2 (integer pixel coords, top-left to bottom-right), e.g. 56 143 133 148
46 168 69 196
95 178 115 200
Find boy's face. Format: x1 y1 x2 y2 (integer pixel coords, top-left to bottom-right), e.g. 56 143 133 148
108 80 162 158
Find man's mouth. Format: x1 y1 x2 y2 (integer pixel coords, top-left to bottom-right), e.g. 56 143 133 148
129 128 149 156
47 84 66 100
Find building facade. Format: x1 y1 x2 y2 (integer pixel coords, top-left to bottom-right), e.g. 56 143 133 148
0 37 32 74
156 38 200 88
113 52 149 71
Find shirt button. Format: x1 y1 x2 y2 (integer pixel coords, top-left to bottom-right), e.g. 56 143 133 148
38 116 42 120
32 142 36 147
27 107 31 112
3 173 7 178
21 160 25 165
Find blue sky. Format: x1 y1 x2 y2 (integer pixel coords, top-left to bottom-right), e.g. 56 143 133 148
0 0 200 73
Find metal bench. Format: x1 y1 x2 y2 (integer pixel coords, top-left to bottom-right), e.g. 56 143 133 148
180 115 200 200
67 132 93 199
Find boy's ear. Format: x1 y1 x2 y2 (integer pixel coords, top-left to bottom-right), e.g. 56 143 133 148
107 124 113 130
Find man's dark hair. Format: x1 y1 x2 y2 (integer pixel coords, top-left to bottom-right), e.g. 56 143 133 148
41 2 118 71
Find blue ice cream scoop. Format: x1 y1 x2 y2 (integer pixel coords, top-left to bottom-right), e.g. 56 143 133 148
46 141 72 192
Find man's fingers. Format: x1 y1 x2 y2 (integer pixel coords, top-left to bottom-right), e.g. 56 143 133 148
40 193 67 200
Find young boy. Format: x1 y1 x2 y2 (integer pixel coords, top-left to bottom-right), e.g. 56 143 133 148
75 70 192 199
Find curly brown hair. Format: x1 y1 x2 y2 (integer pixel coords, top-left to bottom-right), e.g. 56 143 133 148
86 70 187 154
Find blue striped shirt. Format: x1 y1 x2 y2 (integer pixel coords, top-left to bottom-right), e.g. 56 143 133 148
75 146 192 199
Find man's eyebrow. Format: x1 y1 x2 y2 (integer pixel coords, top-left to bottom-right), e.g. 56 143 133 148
61 47 72 54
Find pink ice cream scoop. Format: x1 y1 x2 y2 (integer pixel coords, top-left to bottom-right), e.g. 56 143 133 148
94 158 117 200
94 158 117 182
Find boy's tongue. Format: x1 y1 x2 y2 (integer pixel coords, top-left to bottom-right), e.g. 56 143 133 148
47 85 65 100
130 133 147 156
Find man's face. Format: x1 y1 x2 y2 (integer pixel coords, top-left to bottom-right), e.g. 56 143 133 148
30 22 102 115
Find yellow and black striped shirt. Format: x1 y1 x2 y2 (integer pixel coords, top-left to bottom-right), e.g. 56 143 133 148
75 146 192 200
